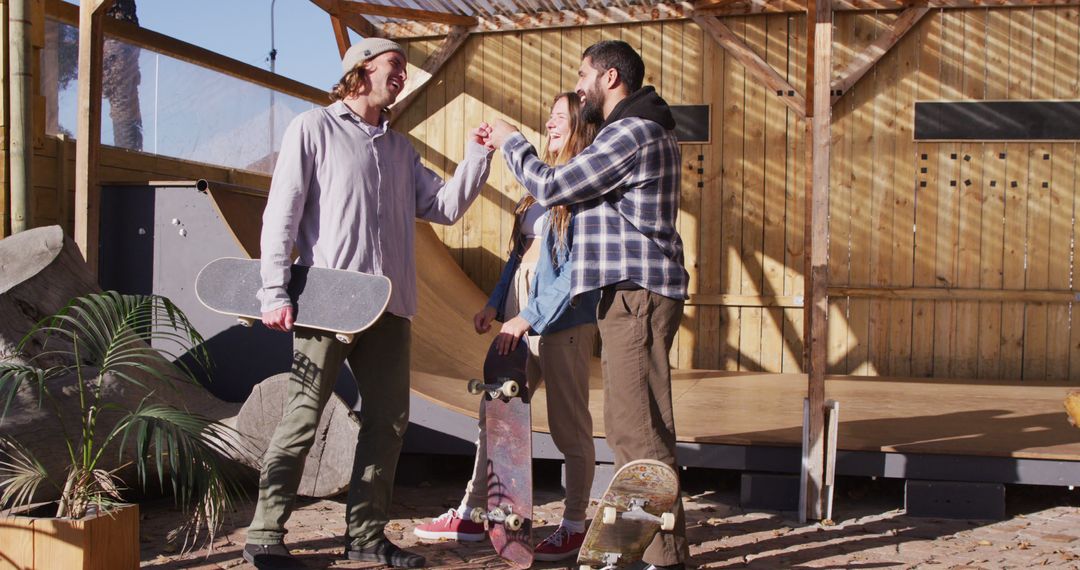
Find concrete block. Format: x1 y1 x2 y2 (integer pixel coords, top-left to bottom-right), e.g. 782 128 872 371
740 472 800 512
905 479 1006 520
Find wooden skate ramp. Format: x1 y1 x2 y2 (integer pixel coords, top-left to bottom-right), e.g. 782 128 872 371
205 182 1080 463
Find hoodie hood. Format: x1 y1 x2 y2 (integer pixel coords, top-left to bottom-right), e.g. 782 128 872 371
601 86 676 131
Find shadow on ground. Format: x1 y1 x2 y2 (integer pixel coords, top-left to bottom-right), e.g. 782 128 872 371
140 457 1080 569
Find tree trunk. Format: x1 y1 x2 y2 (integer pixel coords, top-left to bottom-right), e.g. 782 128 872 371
102 0 142 150
235 373 360 498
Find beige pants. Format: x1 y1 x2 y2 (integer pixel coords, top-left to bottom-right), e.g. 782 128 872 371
462 255 597 522
597 288 688 566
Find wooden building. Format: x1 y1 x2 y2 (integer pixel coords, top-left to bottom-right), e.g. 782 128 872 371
3 0 1080 519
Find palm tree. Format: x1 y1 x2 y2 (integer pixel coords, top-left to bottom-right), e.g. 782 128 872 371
0 292 246 549
103 0 143 150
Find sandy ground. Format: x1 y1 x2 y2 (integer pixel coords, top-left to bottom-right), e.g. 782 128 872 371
138 456 1080 569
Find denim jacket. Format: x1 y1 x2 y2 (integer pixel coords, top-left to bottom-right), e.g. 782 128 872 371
487 213 600 335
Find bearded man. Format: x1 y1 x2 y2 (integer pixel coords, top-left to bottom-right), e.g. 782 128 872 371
488 40 690 570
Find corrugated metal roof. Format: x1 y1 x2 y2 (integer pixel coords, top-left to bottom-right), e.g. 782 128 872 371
358 0 661 25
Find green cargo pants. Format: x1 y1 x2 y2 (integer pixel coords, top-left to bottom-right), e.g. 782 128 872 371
247 313 411 548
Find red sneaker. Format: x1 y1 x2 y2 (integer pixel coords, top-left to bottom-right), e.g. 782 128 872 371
534 526 585 561
413 509 486 542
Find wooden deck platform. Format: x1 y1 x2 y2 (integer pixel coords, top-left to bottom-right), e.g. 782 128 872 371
414 371 1080 463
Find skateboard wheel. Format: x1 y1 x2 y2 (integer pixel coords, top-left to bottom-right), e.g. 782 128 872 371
237 317 255 328
579 566 595 570
470 507 487 524
504 513 524 531
602 506 617 525
335 333 354 344
660 512 676 531
467 379 485 395
500 381 520 398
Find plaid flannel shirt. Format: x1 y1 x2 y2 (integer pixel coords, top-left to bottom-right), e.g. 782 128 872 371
502 117 689 300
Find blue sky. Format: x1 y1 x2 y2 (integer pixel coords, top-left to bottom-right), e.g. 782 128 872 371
74 0 358 89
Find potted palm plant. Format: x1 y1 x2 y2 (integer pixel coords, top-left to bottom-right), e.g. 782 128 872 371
0 291 247 569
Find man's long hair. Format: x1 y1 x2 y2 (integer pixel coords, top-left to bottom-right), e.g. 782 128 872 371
508 92 598 259
329 66 366 102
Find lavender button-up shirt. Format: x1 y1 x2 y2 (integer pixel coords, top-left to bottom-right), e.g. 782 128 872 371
258 100 493 318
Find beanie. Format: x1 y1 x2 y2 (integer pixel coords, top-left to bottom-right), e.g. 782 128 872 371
341 37 407 74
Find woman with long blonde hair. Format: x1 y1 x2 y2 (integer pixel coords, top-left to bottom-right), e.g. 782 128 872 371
414 92 599 561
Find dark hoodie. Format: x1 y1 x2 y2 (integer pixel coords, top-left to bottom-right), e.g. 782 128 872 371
600 86 676 132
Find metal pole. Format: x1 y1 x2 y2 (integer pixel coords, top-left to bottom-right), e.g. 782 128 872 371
268 0 277 163
9 0 31 233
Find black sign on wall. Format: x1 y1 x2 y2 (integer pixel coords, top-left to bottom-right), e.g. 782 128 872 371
670 104 711 144
914 101 1080 141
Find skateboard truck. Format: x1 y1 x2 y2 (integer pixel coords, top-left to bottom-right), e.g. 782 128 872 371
467 377 521 399
580 552 621 570
470 504 526 531
235 316 353 343
601 498 676 531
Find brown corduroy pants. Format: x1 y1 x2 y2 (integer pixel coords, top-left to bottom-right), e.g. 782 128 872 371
597 288 688 567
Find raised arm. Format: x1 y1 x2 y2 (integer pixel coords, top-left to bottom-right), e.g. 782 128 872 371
414 126 494 224
499 121 641 207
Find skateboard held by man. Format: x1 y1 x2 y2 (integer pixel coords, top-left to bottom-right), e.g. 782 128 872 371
195 257 391 343
577 459 679 570
468 337 533 568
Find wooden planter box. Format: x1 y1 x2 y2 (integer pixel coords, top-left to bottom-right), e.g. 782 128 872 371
0 503 139 569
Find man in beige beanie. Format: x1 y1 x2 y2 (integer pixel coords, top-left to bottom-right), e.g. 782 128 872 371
243 37 495 569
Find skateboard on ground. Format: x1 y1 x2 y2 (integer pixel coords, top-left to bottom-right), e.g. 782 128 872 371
577 459 680 570
195 257 391 344
467 338 533 568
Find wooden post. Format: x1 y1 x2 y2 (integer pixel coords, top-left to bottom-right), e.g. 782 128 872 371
0 0 9 238
803 0 832 521
73 0 112 272
330 14 351 58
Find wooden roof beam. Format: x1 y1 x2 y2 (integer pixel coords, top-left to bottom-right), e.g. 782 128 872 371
341 0 478 27
382 2 692 39
693 14 806 119
331 14 352 58
309 0 380 39
830 6 929 102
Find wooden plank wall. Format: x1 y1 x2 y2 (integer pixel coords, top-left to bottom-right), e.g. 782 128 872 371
22 7 1080 382
398 17 815 372
396 6 1080 381
31 136 271 234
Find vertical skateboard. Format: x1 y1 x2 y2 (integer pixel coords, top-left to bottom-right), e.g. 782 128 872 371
577 459 679 570
195 257 391 343
467 338 533 568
